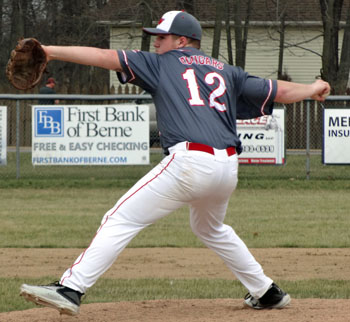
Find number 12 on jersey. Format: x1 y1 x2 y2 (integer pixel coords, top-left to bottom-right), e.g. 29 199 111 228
182 68 227 112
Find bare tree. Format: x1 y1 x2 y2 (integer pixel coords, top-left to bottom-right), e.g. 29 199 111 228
319 0 349 94
96 0 108 9
9 0 25 46
212 0 225 58
232 0 253 69
276 0 290 80
225 0 233 65
0 0 4 51
176 0 194 14
336 3 350 93
263 0 328 82
0 0 111 93
140 0 152 52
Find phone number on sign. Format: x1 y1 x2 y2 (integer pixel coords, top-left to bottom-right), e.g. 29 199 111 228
242 145 275 153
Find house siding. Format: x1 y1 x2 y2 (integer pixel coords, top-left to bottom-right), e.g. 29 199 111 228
110 24 342 90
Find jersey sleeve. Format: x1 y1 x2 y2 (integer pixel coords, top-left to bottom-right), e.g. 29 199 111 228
116 50 160 94
236 75 277 120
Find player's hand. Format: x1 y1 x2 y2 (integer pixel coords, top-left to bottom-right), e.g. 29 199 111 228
310 79 331 102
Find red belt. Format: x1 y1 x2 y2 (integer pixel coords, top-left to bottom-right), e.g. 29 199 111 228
186 142 236 156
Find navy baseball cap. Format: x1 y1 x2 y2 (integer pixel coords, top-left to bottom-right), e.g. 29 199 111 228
143 11 202 41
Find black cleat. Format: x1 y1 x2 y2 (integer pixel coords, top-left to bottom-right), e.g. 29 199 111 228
244 283 291 309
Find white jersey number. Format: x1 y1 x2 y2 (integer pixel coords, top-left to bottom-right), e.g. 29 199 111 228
182 69 227 112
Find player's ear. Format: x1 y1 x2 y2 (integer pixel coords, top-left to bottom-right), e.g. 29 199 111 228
177 36 188 48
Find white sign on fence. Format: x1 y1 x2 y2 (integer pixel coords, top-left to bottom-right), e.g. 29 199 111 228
0 106 7 166
237 108 285 165
323 108 350 164
32 105 149 165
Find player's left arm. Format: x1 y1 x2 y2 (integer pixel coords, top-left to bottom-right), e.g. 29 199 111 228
274 79 331 103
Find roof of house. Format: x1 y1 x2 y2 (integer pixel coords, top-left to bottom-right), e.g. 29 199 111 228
99 0 350 24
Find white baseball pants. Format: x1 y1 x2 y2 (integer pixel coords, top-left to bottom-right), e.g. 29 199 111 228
60 142 273 298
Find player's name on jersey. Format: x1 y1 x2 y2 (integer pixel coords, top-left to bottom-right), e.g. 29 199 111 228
178 55 224 70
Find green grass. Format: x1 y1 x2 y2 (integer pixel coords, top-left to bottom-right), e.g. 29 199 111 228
0 188 349 248
2 277 349 313
1 186 350 248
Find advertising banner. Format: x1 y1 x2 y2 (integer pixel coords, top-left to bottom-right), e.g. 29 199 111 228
0 106 6 166
237 108 285 165
32 105 149 165
323 108 350 164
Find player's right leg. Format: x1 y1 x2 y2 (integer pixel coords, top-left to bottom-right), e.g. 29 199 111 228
20 152 187 314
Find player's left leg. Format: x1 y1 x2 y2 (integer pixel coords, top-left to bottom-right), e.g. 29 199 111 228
188 154 290 308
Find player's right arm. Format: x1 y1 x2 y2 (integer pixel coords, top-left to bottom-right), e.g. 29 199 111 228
274 79 331 103
43 46 123 72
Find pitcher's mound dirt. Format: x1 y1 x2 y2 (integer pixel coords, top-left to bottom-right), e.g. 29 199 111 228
1 299 350 322
1 248 349 321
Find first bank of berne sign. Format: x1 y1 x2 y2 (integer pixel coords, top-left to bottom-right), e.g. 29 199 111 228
32 105 150 165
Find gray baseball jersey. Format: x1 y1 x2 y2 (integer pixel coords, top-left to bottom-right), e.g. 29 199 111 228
117 47 277 153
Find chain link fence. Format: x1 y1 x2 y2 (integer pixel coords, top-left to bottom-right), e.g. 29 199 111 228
0 94 349 182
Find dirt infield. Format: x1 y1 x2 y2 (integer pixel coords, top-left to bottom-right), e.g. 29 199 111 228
1 248 350 322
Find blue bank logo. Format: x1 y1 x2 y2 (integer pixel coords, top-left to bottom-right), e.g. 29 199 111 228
35 108 64 137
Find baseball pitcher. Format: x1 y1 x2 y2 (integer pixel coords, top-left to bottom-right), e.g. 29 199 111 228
18 11 330 315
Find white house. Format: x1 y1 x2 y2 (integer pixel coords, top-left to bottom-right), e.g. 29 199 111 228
98 0 348 92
